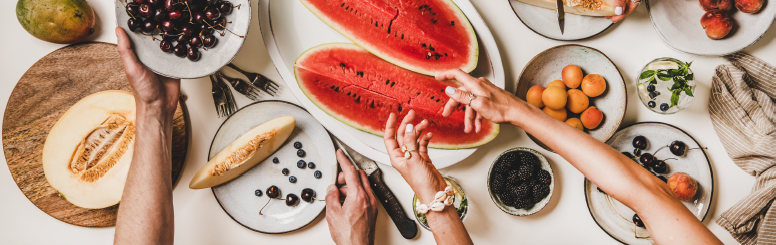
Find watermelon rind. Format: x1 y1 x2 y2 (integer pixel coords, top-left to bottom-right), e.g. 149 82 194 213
300 0 479 76
294 43 497 149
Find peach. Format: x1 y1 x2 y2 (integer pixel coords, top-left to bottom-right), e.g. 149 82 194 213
580 106 603 129
667 172 698 202
547 80 566 90
565 118 584 131
735 0 764 13
566 89 590 114
701 10 733 40
581 74 607 97
542 86 567 110
562 65 584 89
543 107 568 121
526 85 546 108
699 0 733 11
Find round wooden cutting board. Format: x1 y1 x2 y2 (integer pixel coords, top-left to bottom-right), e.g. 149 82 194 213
2 42 189 227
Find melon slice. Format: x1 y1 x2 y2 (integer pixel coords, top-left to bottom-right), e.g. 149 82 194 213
189 116 295 189
295 43 498 149
42 91 137 209
300 0 478 76
516 0 616 16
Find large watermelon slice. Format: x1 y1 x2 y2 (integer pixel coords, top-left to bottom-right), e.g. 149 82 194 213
295 43 497 149
300 0 478 76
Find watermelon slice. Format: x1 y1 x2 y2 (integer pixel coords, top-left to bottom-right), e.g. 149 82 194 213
294 43 497 149
300 0 478 76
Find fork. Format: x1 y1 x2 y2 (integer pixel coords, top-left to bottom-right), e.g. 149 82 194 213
215 73 239 116
217 71 262 101
226 63 279 96
209 74 230 118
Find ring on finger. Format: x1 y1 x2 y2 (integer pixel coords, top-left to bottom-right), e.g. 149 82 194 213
467 93 477 106
631 0 640 4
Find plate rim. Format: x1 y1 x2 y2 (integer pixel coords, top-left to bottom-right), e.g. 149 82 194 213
508 0 614 41
583 121 715 244
208 100 331 234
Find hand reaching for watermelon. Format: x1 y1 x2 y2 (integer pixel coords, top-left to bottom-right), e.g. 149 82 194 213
439 69 523 133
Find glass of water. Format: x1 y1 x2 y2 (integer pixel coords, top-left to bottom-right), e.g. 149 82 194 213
636 58 696 114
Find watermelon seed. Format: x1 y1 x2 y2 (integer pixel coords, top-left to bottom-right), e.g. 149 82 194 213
398 106 403 112
422 43 427 48
434 53 442 60
431 96 435 100
345 6 349 10
390 81 396 87
370 101 375 108
451 21 455 26
401 34 404 39
341 3 344 7
352 93 357 97
436 99 441 103
335 87 340 92
340 63 346 67
385 80 390 85
355 96 361 102
347 92 351 96
429 45 435 51
431 19 438 24
375 21 378 27
445 53 448 56
330 85 335 89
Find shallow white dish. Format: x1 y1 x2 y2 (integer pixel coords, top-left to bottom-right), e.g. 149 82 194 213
211 101 337 234
647 0 776 56
487 147 554 216
258 0 505 168
509 0 613 41
584 122 713 244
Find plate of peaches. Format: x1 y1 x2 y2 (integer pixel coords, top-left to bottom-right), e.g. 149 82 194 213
515 44 627 152
646 0 775 56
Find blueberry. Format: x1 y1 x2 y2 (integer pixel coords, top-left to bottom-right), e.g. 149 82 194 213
633 148 642 156
297 160 306 169
272 157 279 163
647 84 655 92
297 149 306 157
255 189 263 196
660 103 669 111
289 176 297 183
314 170 322 179
633 214 645 227
294 141 302 149
282 168 289 176
307 162 315 169
649 92 658 99
648 101 656 108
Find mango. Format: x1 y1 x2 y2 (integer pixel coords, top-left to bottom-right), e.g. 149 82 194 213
16 0 95 44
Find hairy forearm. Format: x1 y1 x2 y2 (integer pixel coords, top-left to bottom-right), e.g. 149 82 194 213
114 104 175 245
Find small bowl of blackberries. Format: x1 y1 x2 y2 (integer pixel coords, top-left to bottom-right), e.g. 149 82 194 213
488 147 554 216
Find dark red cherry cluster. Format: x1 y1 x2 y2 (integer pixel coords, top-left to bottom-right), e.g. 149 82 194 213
122 0 242 61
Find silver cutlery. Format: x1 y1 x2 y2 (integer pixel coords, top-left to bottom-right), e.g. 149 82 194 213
217 71 262 101
214 74 238 117
226 63 279 96
209 74 231 118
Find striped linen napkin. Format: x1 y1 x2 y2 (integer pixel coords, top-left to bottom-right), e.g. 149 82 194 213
709 52 776 245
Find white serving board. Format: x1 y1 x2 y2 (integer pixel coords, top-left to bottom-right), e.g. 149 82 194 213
258 0 505 168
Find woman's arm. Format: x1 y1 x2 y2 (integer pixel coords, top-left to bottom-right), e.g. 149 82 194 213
438 70 721 244
114 27 181 245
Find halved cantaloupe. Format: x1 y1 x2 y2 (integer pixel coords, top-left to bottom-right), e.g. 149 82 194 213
189 116 296 189
42 91 136 209
516 0 616 16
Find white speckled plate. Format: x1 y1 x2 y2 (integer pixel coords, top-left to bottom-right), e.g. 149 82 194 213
114 0 251 79
585 122 713 244
515 44 627 152
210 101 337 234
647 0 776 56
487 147 555 216
509 0 613 41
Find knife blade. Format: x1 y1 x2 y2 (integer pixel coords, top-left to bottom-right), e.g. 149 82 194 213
333 139 418 239
557 0 565 34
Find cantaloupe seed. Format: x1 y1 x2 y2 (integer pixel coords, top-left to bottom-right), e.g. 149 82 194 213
68 114 134 183
210 130 278 176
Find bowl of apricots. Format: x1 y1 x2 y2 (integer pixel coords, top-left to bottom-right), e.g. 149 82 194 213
516 44 627 152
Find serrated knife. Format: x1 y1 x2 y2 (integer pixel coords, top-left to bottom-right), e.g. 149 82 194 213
333 138 418 239
557 0 565 34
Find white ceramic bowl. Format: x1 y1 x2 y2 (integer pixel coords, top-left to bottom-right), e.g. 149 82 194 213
487 147 554 216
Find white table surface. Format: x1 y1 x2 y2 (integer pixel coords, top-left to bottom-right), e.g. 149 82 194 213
1 0 774 244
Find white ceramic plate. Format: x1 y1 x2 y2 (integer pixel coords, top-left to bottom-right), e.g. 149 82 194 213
585 122 713 244
211 101 337 234
258 0 505 168
114 0 251 79
647 0 776 56
509 0 613 41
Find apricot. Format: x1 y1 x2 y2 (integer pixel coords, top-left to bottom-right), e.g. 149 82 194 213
526 85 546 108
562 65 584 89
542 86 567 110
543 107 567 121
699 0 733 11
701 10 733 40
547 80 566 90
580 106 603 129
566 89 590 114
565 118 584 131
735 0 764 13
581 74 606 97
667 172 698 202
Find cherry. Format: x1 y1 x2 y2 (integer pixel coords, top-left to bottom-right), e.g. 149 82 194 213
259 185 281 215
168 10 183 20
142 18 157 33
192 11 205 24
147 0 162 6
187 47 201 61
301 188 316 203
176 34 189 44
139 3 155 18
189 36 202 48
126 3 141 16
633 214 645 227
161 20 175 32
127 18 143 32
285 194 299 206
212 17 226 30
652 160 667 173
153 8 168 21
640 153 654 167
218 1 233 14
161 31 178 41
180 23 197 37
160 40 173 53
198 23 213 35
205 8 221 20
173 43 187 57
632 135 647 150
164 0 179 11
206 0 220 6
670 141 686 155
134 0 148 4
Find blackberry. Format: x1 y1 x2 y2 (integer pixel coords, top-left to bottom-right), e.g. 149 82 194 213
500 188 518 206
517 152 540 168
493 160 509 174
497 151 520 170
514 198 530 209
507 169 521 185
490 174 506 193
532 184 550 202
516 183 532 199
517 163 535 182
536 169 551 186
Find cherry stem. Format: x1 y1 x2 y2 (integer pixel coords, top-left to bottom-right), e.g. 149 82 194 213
652 145 667 155
688 147 707 151
235 4 242 9
312 197 325 201
258 198 272 215
119 0 137 19
662 158 678 162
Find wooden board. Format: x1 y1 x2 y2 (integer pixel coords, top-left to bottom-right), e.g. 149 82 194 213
1 42 189 227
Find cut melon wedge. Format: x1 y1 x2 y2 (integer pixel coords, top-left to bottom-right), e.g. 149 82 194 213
189 116 296 189
516 0 615 16
42 91 136 209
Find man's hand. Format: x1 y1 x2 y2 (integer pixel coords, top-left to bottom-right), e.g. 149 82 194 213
325 149 378 245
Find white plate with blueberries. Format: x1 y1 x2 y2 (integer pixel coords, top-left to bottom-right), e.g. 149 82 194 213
584 122 713 244
210 100 337 233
